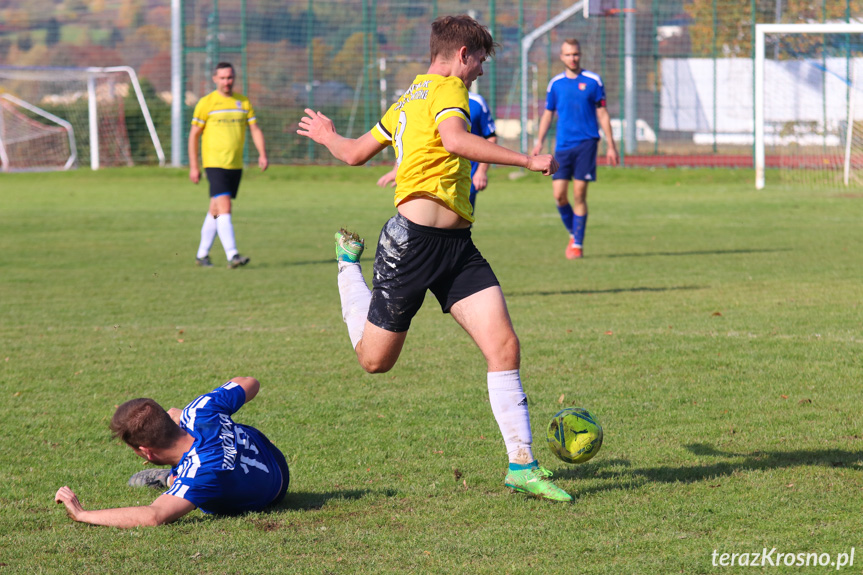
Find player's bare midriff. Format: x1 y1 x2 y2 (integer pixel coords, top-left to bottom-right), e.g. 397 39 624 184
397 195 471 229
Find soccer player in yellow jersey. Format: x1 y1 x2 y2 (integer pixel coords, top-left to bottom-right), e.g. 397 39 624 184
298 15 571 503
189 62 268 269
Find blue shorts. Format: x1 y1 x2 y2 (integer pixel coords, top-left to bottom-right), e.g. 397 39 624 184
552 139 599 182
253 429 290 507
205 168 242 199
368 213 500 332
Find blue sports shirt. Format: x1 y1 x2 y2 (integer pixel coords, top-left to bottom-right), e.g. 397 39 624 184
165 382 284 515
468 92 496 180
544 70 606 151
469 92 496 142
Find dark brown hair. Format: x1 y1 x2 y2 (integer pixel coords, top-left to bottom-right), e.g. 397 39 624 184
215 62 234 73
110 398 183 449
430 15 496 63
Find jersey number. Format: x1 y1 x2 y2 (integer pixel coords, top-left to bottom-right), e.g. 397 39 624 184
236 427 269 474
393 110 407 166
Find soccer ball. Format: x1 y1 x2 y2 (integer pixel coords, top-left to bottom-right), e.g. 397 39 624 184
546 407 603 464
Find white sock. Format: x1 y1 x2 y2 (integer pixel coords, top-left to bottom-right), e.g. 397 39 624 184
337 263 371 349
215 213 238 260
487 370 534 465
196 214 218 259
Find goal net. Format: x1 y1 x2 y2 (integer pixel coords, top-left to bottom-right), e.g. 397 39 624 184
755 23 863 189
0 66 164 170
0 94 76 172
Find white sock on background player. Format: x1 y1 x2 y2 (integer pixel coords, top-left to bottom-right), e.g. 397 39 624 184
197 213 218 259
215 213 238 260
487 369 534 465
337 263 371 349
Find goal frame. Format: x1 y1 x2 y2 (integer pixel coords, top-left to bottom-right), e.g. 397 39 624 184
754 22 863 189
0 93 77 172
0 65 165 170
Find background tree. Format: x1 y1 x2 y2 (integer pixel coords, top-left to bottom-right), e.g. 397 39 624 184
45 17 61 47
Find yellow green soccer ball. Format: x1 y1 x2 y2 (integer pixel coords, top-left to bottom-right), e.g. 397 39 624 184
546 407 603 464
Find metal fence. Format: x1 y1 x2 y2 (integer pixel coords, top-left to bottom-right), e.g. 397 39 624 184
1 0 862 167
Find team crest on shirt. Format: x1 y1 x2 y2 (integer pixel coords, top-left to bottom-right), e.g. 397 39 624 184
236 100 243 109
579 83 586 90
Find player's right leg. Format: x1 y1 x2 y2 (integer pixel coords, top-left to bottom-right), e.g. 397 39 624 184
553 179 581 259
334 227 409 374
355 323 407 373
196 208 218 267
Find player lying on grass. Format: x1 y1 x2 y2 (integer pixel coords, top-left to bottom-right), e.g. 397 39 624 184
297 14 571 502
54 377 289 527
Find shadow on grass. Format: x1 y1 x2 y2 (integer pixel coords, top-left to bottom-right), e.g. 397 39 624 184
598 248 790 259
244 259 333 269
551 444 863 494
170 490 385 528
512 285 705 297
271 488 393 512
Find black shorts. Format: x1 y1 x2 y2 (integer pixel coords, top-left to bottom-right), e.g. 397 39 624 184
367 213 500 332
205 167 242 199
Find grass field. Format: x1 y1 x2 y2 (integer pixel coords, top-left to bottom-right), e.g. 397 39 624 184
1 165 861 574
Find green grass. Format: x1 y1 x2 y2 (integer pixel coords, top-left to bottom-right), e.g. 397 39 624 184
1 166 861 573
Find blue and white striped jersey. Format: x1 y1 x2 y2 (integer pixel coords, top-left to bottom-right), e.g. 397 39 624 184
468 92 497 183
468 92 496 141
165 382 284 515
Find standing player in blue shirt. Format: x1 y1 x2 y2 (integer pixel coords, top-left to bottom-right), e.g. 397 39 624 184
377 91 497 213
532 39 618 259
54 377 289 527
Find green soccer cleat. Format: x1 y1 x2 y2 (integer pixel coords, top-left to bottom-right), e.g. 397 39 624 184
504 465 573 503
128 468 171 489
335 228 364 264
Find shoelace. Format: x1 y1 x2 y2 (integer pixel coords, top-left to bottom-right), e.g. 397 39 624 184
531 466 554 479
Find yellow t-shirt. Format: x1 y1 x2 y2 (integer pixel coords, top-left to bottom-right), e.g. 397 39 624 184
371 74 474 222
191 91 257 170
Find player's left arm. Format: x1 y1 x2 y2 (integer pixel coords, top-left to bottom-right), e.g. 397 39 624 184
54 487 195 528
248 122 268 171
297 109 387 166
227 376 260 404
596 106 619 166
438 118 556 175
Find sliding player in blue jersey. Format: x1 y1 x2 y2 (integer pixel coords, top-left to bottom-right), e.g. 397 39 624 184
54 377 289 527
532 38 618 259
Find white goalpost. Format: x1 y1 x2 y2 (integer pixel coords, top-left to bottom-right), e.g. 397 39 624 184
0 93 76 172
0 65 165 171
754 23 863 189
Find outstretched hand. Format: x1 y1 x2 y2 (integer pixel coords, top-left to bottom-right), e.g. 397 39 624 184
297 109 337 145
377 167 397 188
526 153 558 176
55 486 86 522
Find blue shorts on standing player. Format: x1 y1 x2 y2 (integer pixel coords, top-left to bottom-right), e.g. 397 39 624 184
552 138 599 182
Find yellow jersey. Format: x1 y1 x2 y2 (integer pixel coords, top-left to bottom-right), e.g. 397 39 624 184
371 74 474 222
191 91 257 170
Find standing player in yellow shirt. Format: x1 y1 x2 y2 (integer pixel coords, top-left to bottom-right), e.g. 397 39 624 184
298 15 571 502
189 62 268 268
